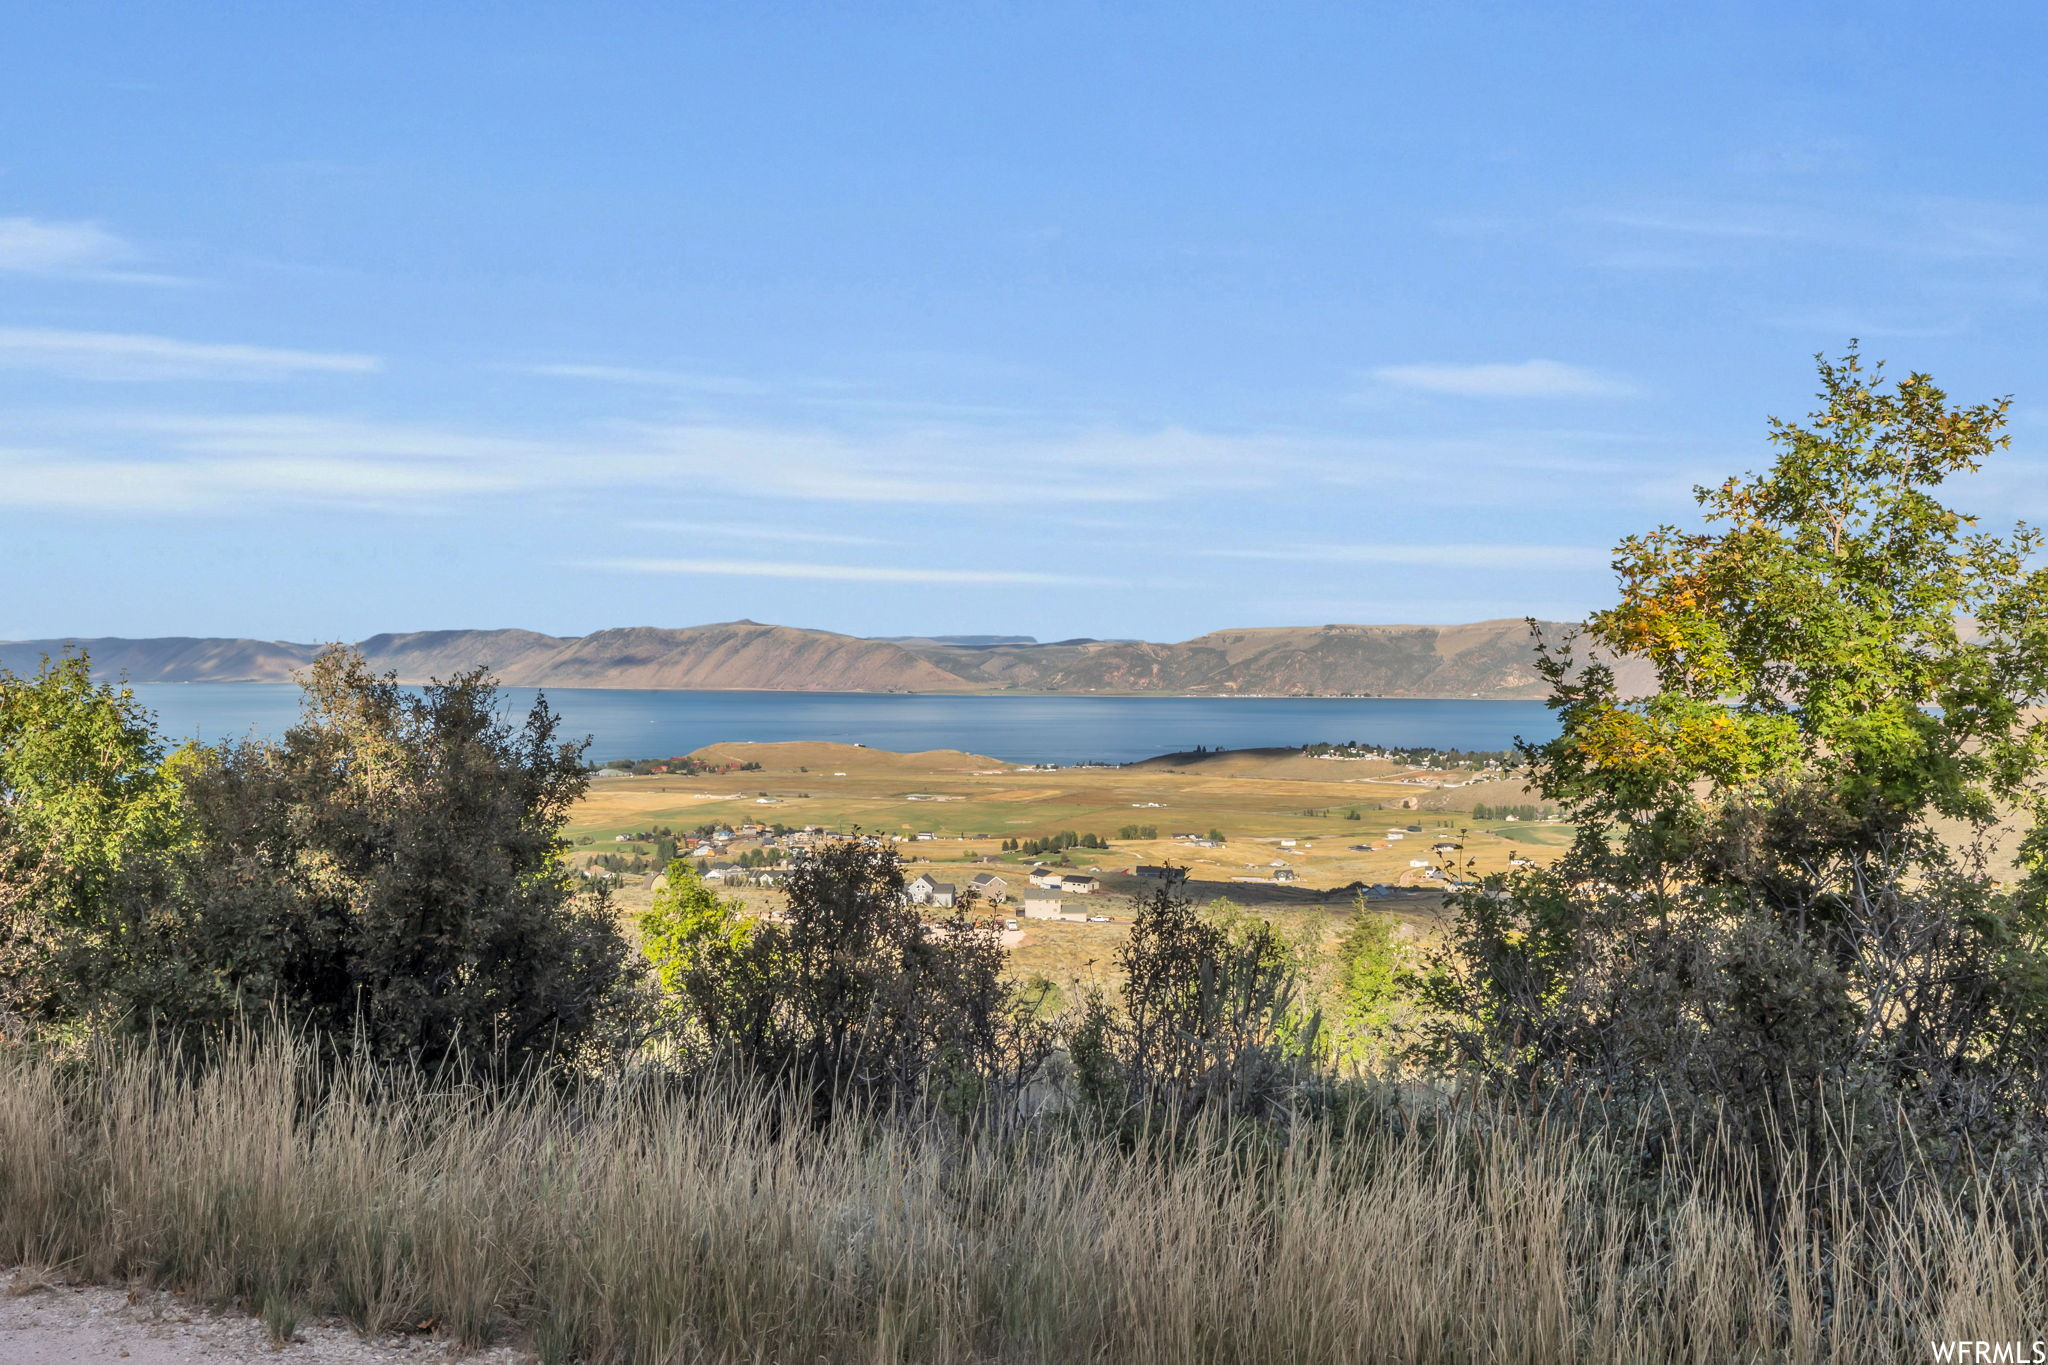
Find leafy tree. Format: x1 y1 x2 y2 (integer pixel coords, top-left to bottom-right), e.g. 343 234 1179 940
1330 900 1405 1049
1539 348 2048 860
0 653 186 1033
1430 351 2048 1154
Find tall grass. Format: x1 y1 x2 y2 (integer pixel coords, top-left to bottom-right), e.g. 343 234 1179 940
1 1036 2041 1362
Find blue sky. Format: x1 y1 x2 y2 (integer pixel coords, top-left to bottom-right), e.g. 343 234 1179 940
5 1 2047 644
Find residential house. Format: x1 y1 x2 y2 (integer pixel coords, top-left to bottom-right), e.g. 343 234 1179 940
1134 865 1187 883
1027 867 1063 889
905 873 958 908
1021 892 1064 920
969 872 1009 901
1059 874 1099 895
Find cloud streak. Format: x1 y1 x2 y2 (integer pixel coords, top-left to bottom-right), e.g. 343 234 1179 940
0 217 188 284
627 519 885 546
1209 543 1612 570
575 557 1109 585
0 218 129 273
0 328 381 381
5 407 1659 519
1369 360 1632 399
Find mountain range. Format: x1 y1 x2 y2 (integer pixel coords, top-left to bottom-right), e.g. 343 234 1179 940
0 619 1648 699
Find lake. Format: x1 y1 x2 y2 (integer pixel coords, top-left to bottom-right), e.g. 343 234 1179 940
128 683 1556 769
126 685 1561 767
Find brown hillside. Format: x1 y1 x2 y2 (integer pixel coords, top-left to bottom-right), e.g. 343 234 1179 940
14 619 1653 698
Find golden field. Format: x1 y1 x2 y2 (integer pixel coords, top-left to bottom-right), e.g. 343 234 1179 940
565 740 1570 993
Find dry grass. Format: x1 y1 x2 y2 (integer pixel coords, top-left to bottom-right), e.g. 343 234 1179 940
1 1038 2042 1363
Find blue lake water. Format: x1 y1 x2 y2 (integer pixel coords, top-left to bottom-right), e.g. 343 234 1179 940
126 685 1561 767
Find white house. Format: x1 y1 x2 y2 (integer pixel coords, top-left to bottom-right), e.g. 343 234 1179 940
1059 874 1099 894
906 874 957 908
1027 867 1063 889
1021 892 1064 919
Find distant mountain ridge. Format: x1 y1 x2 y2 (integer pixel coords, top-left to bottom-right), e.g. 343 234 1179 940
0 619 1648 699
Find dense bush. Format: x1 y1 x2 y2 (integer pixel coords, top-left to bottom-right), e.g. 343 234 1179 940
0 646 634 1070
641 846 1051 1120
1070 883 1325 1130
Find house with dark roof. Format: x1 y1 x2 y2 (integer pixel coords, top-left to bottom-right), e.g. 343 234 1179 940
906 874 958 908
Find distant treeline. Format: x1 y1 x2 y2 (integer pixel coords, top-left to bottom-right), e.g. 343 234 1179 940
1003 831 1108 855
1469 802 1553 822
600 755 764 775
1303 741 1515 768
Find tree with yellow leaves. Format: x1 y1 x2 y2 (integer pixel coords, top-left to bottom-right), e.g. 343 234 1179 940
1429 351 2048 1164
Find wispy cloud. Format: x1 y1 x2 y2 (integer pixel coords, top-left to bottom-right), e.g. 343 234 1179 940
0 443 523 513
7 408 1655 518
0 217 187 284
626 519 884 546
627 421 1278 504
522 362 771 394
1593 205 1813 243
1368 360 1632 399
1591 196 2048 264
0 217 129 272
1209 543 1612 570
0 412 540 512
575 557 1109 585
0 328 380 381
